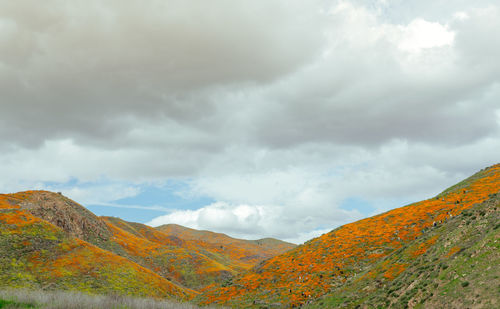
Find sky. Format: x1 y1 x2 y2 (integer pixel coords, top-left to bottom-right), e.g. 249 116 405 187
1 0 499 244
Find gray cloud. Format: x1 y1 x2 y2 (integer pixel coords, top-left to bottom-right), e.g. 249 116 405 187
1 0 499 241
0 0 325 147
247 6 500 148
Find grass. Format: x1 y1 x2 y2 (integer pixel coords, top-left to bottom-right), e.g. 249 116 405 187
0 289 219 309
0 298 35 308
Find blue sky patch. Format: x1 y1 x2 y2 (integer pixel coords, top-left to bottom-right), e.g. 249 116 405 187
340 197 376 216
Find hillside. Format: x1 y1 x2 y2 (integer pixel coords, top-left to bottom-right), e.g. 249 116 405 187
2 191 112 245
101 216 238 289
2 164 498 307
199 164 500 307
0 200 192 299
0 190 293 296
157 224 296 270
305 191 500 308
0 192 215 290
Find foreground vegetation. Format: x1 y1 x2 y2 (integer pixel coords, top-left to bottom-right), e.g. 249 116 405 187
0 289 214 309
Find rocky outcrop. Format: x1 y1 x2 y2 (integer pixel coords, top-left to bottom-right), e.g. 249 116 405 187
18 191 111 242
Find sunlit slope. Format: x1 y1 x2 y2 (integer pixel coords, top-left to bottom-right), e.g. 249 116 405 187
101 216 236 290
0 207 192 299
158 224 296 270
101 217 294 289
0 191 244 290
199 164 500 307
0 191 293 292
305 192 500 308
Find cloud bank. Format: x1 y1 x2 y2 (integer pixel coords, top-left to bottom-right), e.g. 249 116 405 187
1 0 499 243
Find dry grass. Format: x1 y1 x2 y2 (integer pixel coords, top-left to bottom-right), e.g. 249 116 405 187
0 289 218 309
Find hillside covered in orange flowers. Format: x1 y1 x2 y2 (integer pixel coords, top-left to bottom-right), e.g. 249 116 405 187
198 163 500 308
305 188 500 308
0 191 294 298
157 224 296 271
0 195 192 300
1 164 498 307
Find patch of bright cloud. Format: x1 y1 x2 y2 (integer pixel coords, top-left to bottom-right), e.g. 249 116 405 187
453 11 469 20
148 202 268 236
398 19 455 52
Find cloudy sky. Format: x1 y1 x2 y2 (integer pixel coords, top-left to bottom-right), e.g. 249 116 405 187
1 0 499 243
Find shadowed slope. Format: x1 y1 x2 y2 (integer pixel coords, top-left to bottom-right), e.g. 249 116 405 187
12 191 111 241
199 164 500 308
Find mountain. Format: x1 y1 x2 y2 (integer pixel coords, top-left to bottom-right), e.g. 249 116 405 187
198 164 500 308
0 190 293 298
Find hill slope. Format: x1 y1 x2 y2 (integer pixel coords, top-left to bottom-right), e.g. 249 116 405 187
101 216 238 289
0 203 192 299
157 224 296 271
0 191 293 294
199 164 500 307
305 191 500 308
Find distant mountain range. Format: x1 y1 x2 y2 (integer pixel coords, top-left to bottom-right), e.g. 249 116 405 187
1 164 499 308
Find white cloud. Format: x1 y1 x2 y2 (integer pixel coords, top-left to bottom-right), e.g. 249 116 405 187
147 201 361 244
1 0 500 242
453 11 469 20
398 19 455 52
147 136 500 241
